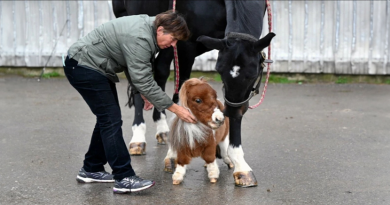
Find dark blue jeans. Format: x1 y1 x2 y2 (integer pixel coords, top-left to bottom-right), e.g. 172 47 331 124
63 57 135 180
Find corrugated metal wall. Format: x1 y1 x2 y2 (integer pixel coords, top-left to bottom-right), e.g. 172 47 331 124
0 0 389 75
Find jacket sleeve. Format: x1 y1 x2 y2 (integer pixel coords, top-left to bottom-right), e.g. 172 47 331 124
120 37 173 112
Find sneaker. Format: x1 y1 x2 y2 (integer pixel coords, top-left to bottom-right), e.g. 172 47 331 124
76 168 114 183
113 176 155 194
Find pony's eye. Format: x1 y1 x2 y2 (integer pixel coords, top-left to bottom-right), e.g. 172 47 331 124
195 99 202 104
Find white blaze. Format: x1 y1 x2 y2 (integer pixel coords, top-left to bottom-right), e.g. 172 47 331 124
230 66 240 78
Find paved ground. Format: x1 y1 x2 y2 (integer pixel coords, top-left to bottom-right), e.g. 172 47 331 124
0 75 389 205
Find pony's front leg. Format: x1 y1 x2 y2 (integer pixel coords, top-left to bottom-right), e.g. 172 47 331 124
129 93 147 155
206 160 220 183
172 164 187 185
163 146 177 173
172 153 191 185
229 117 257 187
153 110 169 145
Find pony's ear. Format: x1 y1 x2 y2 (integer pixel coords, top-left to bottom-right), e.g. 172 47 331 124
197 36 225 50
253 32 276 52
178 80 189 108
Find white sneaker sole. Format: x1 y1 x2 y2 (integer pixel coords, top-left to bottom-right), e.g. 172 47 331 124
113 181 155 194
76 175 115 183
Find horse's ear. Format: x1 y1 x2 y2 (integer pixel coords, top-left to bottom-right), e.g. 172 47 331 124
197 36 225 50
178 80 189 108
253 32 276 52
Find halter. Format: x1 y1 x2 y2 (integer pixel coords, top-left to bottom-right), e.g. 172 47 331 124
222 32 273 108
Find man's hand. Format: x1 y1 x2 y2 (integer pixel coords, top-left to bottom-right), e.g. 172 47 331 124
167 103 197 124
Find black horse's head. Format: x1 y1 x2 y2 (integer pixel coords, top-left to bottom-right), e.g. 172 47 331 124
197 32 275 119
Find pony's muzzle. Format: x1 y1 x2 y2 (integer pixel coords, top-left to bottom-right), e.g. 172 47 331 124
209 108 225 129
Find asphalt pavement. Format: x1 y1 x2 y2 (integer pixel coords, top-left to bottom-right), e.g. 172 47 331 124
0 75 389 205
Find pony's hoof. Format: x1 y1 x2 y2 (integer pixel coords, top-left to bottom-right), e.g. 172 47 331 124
233 171 258 187
156 132 168 145
129 142 146 155
210 178 217 183
227 162 234 169
172 180 182 185
164 158 176 173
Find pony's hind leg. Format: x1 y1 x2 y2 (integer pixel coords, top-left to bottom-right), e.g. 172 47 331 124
206 160 220 183
129 93 146 155
218 134 234 169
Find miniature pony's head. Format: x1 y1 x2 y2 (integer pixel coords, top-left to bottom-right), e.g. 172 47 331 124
179 78 224 129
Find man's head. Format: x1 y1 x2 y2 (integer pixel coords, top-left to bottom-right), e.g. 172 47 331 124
154 10 190 49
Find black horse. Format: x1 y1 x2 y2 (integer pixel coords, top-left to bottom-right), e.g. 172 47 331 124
112 0 275 187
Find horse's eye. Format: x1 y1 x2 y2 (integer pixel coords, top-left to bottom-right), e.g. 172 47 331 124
195 99 202 104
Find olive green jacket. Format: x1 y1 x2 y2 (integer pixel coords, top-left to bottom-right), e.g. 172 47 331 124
67 15 173 112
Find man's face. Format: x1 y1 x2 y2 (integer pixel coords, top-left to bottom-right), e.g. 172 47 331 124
157 26 178 49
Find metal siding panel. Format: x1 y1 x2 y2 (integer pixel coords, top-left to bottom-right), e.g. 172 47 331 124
352 1 371 75
371 1 387 75
304 1 321 73
321 1 336 74
335 1 353 74
386 0 389 76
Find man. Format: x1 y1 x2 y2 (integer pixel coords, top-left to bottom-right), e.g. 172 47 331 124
63 10 196 194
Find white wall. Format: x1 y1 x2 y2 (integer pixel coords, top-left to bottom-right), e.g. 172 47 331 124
0 0 389 75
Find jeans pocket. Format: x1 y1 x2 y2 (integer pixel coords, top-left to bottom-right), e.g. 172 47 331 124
64 66 74 80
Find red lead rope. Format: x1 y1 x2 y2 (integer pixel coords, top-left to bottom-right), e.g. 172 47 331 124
249 0 272 109
172 0 180 94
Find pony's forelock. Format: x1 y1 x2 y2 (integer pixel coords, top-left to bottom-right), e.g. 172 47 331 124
179 78 209 108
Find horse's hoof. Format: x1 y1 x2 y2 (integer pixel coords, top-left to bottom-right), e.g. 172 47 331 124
172 180 182 185
227 162 234 169
210 178 217 183
156 132 168 145
128 142 146 155
233 171 258 187
164 158 176 173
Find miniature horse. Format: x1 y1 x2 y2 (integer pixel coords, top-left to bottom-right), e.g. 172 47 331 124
164 78 233 184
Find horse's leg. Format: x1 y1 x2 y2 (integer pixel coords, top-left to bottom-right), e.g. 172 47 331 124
128 93 147 155
163 146 177 173
218 135 234 169
153 49 173 145
228 117 258 187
